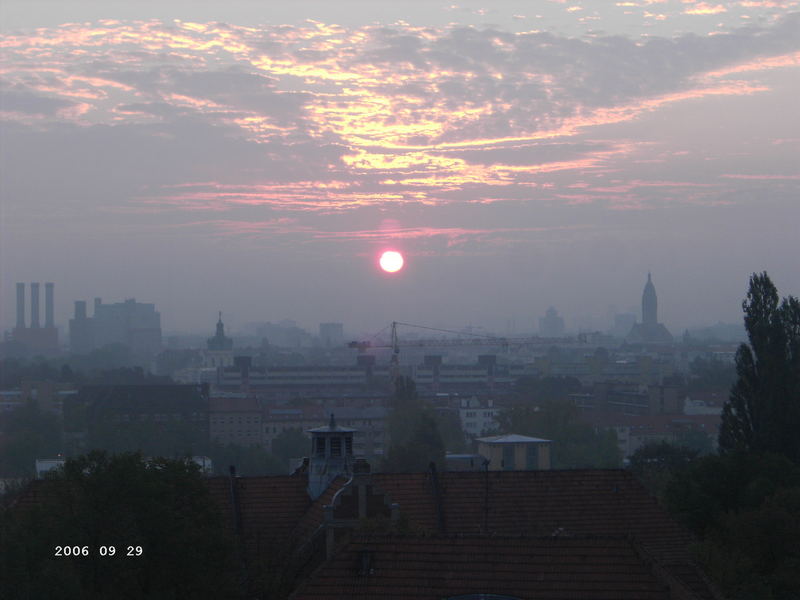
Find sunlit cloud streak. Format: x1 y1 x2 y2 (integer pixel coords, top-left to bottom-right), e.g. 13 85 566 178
1 10 799 239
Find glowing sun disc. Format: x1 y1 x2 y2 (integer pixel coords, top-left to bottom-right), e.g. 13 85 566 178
379 250 404 273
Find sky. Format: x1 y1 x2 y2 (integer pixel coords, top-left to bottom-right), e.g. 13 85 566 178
2 0 799 338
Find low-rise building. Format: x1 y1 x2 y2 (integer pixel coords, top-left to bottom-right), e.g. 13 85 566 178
477 433 551 470
209 396 262 447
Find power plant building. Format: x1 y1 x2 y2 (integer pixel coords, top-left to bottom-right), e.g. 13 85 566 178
69 297 162 358
12 282 59 354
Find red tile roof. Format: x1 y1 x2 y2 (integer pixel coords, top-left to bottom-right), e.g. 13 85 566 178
370 470 714 598
206 475 311 549
291 535 676 600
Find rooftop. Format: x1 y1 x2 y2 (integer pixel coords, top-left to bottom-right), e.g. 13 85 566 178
476 433 551 444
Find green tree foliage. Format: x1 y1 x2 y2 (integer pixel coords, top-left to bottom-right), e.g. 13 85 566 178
382 377 446 472
675 428 714 456
88 418 206 459
664 452 800 537
720 272 800 462
628 441 698 498
664 452 800 600
0 401 62 477
270 428 310 465
496 401 621 469
206 441 286 476
0 451 239 600
695 487 800 600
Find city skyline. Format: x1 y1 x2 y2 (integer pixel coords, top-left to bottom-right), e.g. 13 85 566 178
2 1 798 334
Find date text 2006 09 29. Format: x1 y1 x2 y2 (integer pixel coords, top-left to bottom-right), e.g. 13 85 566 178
54 545 143 557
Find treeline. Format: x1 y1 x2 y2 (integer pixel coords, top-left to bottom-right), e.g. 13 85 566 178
0 355 169 388
0 398 309 479
631 272 800 600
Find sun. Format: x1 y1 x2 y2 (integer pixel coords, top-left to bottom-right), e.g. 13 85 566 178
379 250 404 273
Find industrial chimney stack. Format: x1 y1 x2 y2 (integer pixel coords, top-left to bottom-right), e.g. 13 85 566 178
12 282 59 353
30 282 40 328
45 282 55 328
16 282 25 328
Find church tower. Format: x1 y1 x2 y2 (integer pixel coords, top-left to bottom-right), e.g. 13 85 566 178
204 311 234 368
207 311 233 351
642 273 657 327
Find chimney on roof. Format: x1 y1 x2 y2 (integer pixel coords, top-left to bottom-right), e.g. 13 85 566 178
307 414 355 500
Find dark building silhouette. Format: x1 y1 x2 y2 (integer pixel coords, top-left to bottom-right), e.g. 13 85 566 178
538 306 565 337
207 312 233 351
68 297 161 359
12 282 59 354
626 273 673 344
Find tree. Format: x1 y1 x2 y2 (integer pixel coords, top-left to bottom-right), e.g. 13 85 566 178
0 401 62 478
206 441 286 476
628 441 698 498
695 487 800 600
382 377 446 472
719 272 800 462
271 428 310 466
664 451 800 537
496 401 621 469
0 451 239 599
663 452 800 600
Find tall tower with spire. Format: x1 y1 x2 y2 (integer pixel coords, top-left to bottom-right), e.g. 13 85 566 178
626 274 673 344
642 273 657 327
204 311 234 368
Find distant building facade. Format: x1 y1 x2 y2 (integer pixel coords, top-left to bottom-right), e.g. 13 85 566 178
69 297 162 359
538 306 565 337
459 397 499 438
319 322 344 348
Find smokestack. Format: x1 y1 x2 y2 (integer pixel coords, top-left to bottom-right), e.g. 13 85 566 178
45 282 54 328
16 283 25 328
30 282 40 328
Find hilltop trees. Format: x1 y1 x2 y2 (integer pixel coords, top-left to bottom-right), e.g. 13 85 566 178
657 273 800 600
0 451 239 599
719 272 800 462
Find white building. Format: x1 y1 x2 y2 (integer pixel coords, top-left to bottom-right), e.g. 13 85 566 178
459 397 499 438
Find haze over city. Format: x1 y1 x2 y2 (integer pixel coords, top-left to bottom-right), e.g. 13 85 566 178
2 0 798 336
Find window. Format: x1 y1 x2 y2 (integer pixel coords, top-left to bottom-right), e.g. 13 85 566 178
315 437 326 457
330 437 342 457
345 436 352 456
